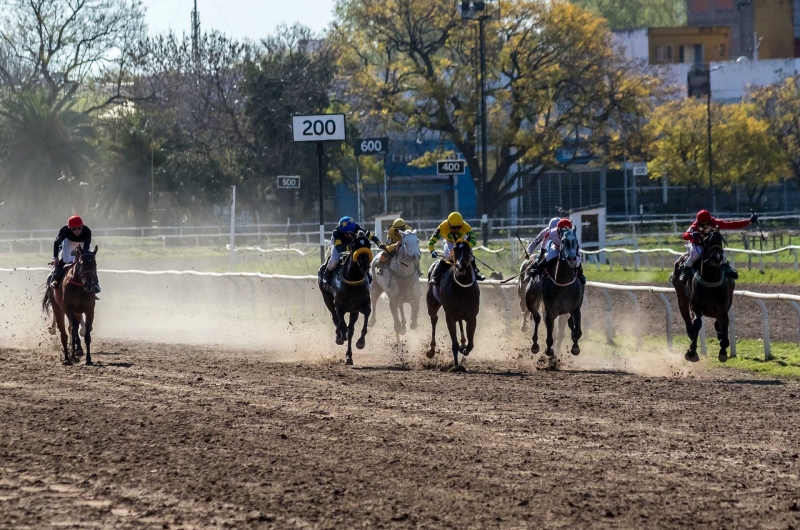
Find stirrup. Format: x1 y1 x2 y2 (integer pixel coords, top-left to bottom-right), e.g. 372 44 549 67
50 280 58 288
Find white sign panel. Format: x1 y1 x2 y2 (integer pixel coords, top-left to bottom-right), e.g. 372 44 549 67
277 176 300 189
632 163 648 177
292 114 346 142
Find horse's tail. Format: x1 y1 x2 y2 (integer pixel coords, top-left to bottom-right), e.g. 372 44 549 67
42 287 51 316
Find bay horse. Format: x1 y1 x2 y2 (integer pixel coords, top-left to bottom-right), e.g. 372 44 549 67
426 240 480 370
525 230 583 357
671 229 734 363
42 246 99 365
368 230 422 342
318 234 374 365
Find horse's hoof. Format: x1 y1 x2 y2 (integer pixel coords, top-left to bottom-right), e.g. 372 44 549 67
426 349 435 359
545 348 555 357
399 327 407 336
86 360 93 366
410 322 417 331
460 347 470 357
48 328 56 336
718 352 729 363
63 359 73 366
368 320 376 328
75 349 84 358
335 337 345 346
684 351 700 363
345 356 353 366
571 344 581 356
356 339 365 350
531 343 540 354
449 365 467 373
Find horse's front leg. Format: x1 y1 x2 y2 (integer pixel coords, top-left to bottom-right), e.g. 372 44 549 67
356 305 370 350
345 311 358 365
716 313 730 363
335 307 348 347
84 308 94 366
530 310 541 354
426 287 440 359
368 282 381 327
568 309 582 356
685 312 703 363
54 305 70 365
410 292 419 331
446 315 460 368
398 304 407 335
520 310 530 333
555 315 567 352
458 320 466 348
544 312 556 357
66 310 81 361
461 315 476 357
388 300 402 342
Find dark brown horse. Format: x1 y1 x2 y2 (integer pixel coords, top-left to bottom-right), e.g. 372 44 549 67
318 235 373 365
426 240 480 370
672 229 734 363
525 230 583 357
42 247 99 365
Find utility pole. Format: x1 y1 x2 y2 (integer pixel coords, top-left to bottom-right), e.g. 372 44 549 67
191 0 201 63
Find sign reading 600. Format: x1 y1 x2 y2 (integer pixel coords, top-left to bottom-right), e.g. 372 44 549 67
292 114 346 142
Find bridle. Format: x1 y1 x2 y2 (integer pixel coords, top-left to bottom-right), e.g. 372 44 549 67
543 229 578 287
71 254 99 289
448 241 476 288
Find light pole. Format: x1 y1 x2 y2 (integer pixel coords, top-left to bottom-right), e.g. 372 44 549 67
461 0 492 245
707 63 725 215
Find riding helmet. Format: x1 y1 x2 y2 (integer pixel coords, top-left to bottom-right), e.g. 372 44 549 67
392 218 407 229
67 215 83 229
447 212 464 227
339 216 356 232
557 218 573 230
696 210 712 224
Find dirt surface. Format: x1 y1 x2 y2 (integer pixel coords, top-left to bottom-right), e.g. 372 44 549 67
2 342 800 529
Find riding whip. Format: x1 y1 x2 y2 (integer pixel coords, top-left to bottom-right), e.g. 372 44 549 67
473 255 498 273
750 209 767 243
516 233 530 259
500 274 520 284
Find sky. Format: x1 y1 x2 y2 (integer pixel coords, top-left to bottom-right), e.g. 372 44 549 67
143 0 337 41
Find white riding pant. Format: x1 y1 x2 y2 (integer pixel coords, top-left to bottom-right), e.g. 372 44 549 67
685 243 727 267
544 243 581 266
60 240 81 264
442 241 455 259
327 236 343 271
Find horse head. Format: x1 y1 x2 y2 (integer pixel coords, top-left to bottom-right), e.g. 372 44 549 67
399 230 421 261
452 239 472 271
700 229 725 268
350 235 373 273
559 229 579 269
74 246 99 293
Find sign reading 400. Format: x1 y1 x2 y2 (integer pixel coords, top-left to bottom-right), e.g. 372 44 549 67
292 114 346 142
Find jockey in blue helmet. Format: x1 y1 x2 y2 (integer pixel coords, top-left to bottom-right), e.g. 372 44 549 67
324 216 384 284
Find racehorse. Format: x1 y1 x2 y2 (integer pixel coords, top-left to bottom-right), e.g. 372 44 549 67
525 230 583 357
368 230 422 342
318 234 374 365
42 246 99 365
671 229 734 363
425 240 480 370
517 258 534 332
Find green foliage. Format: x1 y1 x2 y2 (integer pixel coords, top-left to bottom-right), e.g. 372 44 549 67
568 0 686 30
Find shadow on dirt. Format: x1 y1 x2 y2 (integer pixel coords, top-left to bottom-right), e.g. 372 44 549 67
722 379 784 386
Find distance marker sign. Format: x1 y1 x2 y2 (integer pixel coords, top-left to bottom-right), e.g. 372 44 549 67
292 114 346 142
436 159 466 175
355 137 389 156
277 176 300 189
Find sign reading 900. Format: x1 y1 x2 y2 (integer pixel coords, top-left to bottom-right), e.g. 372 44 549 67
436 159 466 175
292 114 346 142
355 137 389 156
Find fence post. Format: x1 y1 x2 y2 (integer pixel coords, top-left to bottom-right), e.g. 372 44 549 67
729 252 735 272
728 305 737 358
246 277 258 317
794 249 798 272
624 291 642 348
655 292 673 349
786 300 800 346
496 284 512 334
759 254 764 273
752 299 771 360
599 288 614 345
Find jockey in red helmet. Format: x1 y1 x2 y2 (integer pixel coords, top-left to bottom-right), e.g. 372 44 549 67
678 209 758 282
527 218 586 285
49 216 101 297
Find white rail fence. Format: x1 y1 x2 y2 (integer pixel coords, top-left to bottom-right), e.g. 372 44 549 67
3 267 798 361
582 245 800 272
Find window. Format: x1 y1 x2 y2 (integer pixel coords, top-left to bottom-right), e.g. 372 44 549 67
655 45 673 63
693 44 704 64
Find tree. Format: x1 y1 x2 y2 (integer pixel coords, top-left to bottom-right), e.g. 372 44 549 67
646 98 788 209
333 0 660 218
568 0 685 30
751 76 800 186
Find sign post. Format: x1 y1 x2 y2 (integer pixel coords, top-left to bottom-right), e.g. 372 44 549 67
355 137 389 215
229 186 236 272
293 114 346 263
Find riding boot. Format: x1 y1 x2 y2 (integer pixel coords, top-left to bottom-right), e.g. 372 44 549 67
429 259 447 285
721 262 739 280
472 261 485 281
527 258 548 280
678 262 694 283
367 272 374 284
324 267 335 286
577 264 587 285
50 262 66 288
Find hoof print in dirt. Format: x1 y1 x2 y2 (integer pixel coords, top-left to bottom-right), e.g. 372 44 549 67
449 365 467 373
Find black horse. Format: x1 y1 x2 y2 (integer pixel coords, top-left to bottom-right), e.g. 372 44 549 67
525 229 583 357
318 234 374 365
425 240 480 370
672 229 734 363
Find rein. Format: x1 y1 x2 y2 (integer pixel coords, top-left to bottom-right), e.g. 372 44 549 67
543 253 577 287
451 266 476 288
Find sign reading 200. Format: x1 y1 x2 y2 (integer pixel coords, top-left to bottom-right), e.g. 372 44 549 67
292 114 346 142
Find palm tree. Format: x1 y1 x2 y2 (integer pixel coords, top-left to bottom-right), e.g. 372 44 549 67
0 91 95 228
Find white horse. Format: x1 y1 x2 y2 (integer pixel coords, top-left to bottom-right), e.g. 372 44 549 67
368 230 422 341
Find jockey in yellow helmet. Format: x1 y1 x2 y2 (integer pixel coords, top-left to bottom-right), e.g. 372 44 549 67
427 211 484 285
376 218 411 275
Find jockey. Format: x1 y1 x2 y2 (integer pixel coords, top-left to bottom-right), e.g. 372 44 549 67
50 215 101 296
324 216 384 284
427 211 484 285
526 218 586 285
678 209 757 282
526 217 560 258
376 218 410 275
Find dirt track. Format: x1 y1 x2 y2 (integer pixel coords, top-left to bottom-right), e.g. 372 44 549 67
2 343 800 529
